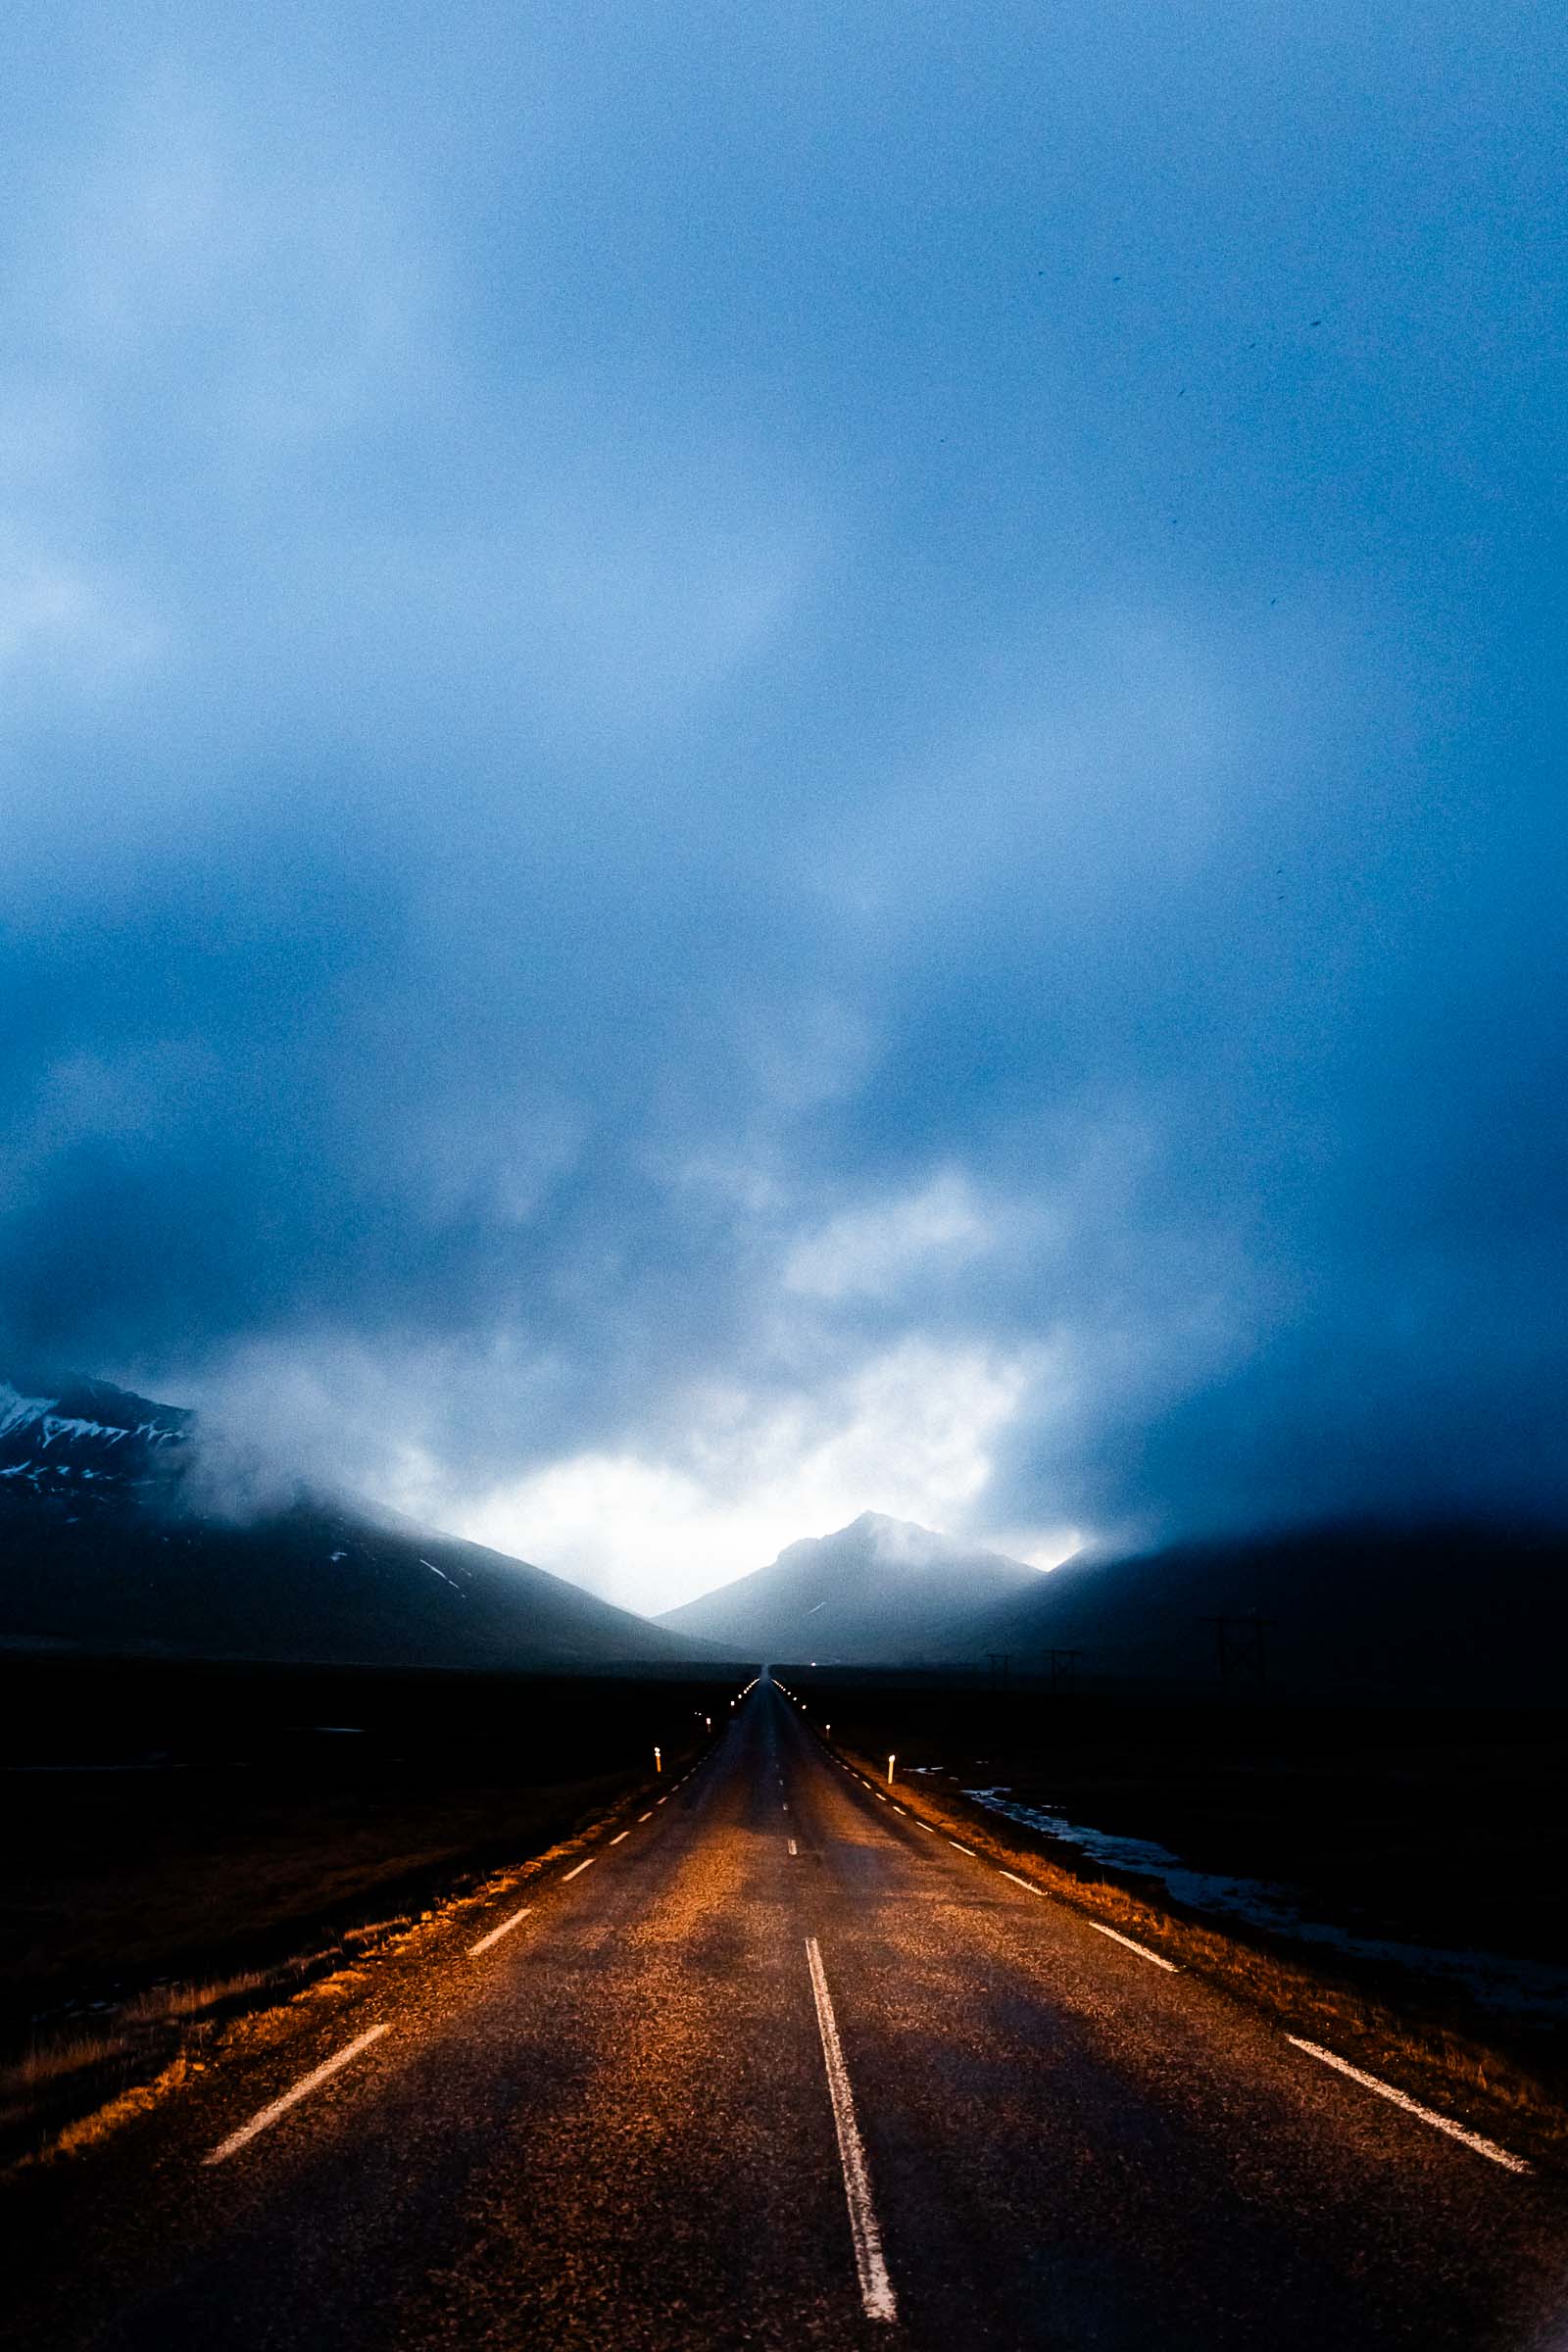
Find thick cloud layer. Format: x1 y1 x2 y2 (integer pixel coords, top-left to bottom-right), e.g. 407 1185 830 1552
3 4 1563 1606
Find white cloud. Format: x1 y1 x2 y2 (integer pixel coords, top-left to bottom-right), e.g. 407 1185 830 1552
446 1336 1062 1613
783 1170 990 1299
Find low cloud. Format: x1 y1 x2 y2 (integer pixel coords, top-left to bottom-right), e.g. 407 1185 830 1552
2 9 1565 1610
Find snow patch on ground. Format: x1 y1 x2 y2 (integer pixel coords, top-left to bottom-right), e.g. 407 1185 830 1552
0 1384 52 1442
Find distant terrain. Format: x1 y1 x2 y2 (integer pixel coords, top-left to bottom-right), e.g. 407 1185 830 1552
949 1522 1568 1707
0 1374 710 1673
657 1509 1042 1661
11 1376 1565 1706
660 1499 1568 1708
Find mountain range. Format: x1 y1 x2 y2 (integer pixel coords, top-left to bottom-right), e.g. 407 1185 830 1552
955 1521 1568 1705
659 1501 1568 1705
7 1371 1565 1700
657 1511 1043 1661
0 1374 705 1672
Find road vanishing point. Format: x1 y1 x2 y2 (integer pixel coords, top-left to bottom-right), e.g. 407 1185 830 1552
8 1673 1566 2350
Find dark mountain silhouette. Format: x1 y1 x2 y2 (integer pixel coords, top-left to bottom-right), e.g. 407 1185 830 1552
657 1511 1043 1663
951 1521 1568 1704
0 1373 709 1671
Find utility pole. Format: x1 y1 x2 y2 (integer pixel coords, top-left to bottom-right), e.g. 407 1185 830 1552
1201 1615 1274 1701
1046 1647 1082 1697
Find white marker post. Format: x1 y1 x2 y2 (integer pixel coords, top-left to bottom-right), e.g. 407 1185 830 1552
886 1753 896 1786
654 1745 662 1774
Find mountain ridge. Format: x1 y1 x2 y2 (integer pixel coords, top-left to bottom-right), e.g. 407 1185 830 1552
657 1510 1043 1663
0 1370 715 1672
947 1518 1568 1704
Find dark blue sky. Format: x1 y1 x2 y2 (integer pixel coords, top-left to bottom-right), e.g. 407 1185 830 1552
2 3 1563 1605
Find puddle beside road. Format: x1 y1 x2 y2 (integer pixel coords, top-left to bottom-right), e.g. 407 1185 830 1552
962 1787 1568 2021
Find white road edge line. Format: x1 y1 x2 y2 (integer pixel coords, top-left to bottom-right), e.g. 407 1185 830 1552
805 1937 898 2325
1287 2036 1529 2173
468 1904 535 1956
948 1839 976 1855
563 1857 596 1881
914 1821 936 1834
1088 1921 1179 1973
204 2026 389 2164
610 1831 629 1845
998 1870 1041 1893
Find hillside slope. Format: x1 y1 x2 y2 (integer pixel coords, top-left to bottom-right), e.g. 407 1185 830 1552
0 1373 709 1671
951 1521 1568 1704
658 1511 1042 1663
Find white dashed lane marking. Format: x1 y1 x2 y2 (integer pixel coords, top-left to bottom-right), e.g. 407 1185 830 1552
468 1904 534 1956
1288 2038 1528 2172
1087 1921 1178 1973
806 1938 898 2325
204 2027 389 2165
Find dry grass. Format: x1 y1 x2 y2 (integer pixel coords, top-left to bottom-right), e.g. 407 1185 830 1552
120 1972 270 2027
47 2058 199 2161
0 1771 662 2175
835 1739 1568 2171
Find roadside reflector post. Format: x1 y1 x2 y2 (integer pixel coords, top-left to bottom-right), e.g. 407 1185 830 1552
887 1753 896 1785
655 1745 662 1773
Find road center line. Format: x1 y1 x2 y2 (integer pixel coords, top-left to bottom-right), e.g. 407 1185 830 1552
1088 1921 1179 1972
999 1870 1042 1892
563 1857 596 1881
948 1839 976 1855
914 1821 936 1834
203 2026 389 2165
805 1937 898 2325
610 1831 629 1844
468 1904 535 1955
788 1838 798 1855
638 1811 653 1822
1286 2037 1528 2172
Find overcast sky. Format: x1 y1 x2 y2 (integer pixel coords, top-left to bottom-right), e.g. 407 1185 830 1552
2 3 1563 1611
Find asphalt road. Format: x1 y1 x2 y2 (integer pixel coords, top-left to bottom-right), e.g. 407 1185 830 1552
7 1674 1567 2350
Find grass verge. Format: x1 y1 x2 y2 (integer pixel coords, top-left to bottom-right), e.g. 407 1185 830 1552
1 1754 692 2175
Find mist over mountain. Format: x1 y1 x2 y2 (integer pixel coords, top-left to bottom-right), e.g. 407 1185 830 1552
657 1512 1042 1663
0 1374 706 1673
950 1522 1568 1707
